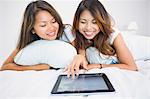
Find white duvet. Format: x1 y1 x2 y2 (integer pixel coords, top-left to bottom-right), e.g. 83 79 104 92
0 61 150 99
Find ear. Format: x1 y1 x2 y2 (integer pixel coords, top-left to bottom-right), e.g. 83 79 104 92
32 30 35 34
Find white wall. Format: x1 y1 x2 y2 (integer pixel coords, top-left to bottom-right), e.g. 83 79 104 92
0 0 149 67
0 0 29 66
148 0 150 36
103 0 149 36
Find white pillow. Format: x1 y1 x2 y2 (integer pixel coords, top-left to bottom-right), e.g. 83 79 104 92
14 40 77 68
122 33 150 61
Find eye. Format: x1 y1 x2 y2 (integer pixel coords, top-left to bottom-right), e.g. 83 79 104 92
40 24 46 27
52 19 56 23
80 21 86 24
92 20 97 24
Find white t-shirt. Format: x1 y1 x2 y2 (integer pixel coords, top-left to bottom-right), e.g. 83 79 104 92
60 25 119 64
59 25 75 43
86 32 119 64
109 31 119 45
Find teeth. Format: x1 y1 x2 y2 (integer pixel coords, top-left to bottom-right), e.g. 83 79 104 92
47 32 55 36
85 32 93 35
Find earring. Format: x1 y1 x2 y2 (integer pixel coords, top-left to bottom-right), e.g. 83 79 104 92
32 31 35 34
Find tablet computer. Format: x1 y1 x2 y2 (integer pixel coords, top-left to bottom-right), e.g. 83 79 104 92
51 73 115 95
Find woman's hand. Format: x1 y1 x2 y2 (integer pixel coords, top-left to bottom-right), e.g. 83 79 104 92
65 54 88 79
86 64 102 70
1 63 50 71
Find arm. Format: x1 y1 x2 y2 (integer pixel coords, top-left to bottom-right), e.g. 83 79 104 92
87 34 137 71
66 40 88 79
103 33 137 71
66 49 88 79
1 49 49 71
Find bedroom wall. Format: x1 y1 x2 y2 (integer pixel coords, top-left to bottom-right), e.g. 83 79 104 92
0 0 149 67
0 1 28 67
103 0 149 36
148 0 150 36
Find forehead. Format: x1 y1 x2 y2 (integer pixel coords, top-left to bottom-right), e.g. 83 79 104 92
35 10 54 21
80 10 94 20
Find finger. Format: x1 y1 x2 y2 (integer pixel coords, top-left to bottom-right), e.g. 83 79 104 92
71 66 75 79
68 59 77 79
74 62 80 76
68 61 75 78
66 60 76 78
67 66 71 78
75 67 79 77
63 66 68 72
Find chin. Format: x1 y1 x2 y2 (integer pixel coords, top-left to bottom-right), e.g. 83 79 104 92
46 36 57 40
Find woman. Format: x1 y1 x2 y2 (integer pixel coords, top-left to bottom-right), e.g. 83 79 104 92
67 0 137 78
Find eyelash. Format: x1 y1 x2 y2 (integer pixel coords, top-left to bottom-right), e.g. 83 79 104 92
80 21 86 24
92 21 97 24
80 21 97 24
39 20 56 27
52 19 56 23
40 24 46 27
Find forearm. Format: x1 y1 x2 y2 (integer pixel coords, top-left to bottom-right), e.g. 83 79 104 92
87 63 137 71
1 63 49 71
101 63 138 71
78 49 86 56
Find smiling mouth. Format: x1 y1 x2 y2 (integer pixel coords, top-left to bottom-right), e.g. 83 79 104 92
46 32 55 36
85 32 93 36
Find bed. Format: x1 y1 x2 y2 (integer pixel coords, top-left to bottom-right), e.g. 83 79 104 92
0 61 150 99
0 34 150 99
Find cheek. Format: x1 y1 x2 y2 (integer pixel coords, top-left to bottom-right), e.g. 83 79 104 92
54 23 59 33
78 24 84 32
95 25 100 31
78 27 83 34
35 28 45 34
34 25 42 31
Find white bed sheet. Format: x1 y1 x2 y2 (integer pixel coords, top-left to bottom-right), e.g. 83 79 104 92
0 60 150 99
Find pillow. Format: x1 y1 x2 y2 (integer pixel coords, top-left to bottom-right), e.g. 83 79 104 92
122 33 150 61
14 40 77 68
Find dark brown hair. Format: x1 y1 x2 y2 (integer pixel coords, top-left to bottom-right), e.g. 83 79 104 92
73 0 116 55
17 0 64 50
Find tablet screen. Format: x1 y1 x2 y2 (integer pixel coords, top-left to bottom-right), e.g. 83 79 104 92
51 73 115 94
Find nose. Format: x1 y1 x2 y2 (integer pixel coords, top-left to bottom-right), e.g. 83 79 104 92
85 23 92 30
47 23 55 31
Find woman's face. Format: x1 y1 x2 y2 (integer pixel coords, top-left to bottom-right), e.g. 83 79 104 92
78 10 100 40
34 10 59 40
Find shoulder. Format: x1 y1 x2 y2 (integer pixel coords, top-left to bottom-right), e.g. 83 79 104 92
63 24 72 32
109 27 120 45
59 24 75 43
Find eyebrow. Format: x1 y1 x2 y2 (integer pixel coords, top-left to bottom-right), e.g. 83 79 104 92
37 18 55 23
80 18 86 21
80 18 95 21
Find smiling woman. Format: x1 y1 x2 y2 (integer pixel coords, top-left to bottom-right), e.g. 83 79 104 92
0 0 75 71
1 0 149 68
0 0 82 67
66 0 138 76
0 0 150 98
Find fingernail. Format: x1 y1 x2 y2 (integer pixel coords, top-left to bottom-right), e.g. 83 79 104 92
67 75 70 78
76 73 79 77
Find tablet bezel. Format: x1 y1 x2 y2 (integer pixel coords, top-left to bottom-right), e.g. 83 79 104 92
51 73 115 94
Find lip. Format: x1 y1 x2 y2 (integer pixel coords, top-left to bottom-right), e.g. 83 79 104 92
46 32 55 36
84 32 93 37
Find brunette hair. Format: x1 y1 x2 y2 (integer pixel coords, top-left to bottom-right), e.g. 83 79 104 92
17 0 64 50
73 0 115 55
